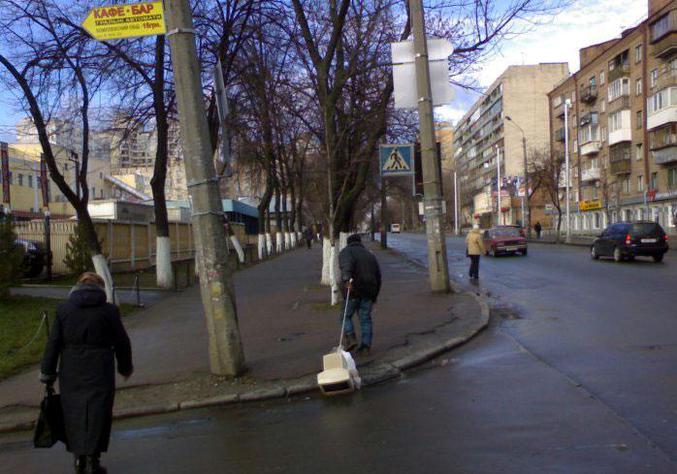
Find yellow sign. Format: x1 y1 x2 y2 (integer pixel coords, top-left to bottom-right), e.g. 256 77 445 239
82 2 166 41
579 199 603 211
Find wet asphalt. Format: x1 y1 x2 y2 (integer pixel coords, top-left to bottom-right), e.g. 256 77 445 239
2 234 677 473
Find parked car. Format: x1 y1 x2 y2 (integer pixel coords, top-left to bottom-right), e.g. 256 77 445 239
390 223 401 233
483 226 528 256
591 221 668 262
15 239 46 277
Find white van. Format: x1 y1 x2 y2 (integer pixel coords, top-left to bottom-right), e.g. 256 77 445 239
390 223 401 233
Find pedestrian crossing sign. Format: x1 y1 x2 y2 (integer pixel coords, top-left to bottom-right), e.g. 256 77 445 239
380 144 414 177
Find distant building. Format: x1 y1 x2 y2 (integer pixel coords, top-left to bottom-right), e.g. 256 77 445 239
2 142 110 219
454 64 570 229
547 0 677 234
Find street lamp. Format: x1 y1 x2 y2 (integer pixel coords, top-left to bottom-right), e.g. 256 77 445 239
563 99 572 243
505 115 529 236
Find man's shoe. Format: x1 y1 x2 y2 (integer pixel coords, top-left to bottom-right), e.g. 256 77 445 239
357 345 371 356
83 455 107 474
343 333 358 352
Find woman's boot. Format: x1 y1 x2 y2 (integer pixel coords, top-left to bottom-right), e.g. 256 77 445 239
73 455 86 473
84 454 107 474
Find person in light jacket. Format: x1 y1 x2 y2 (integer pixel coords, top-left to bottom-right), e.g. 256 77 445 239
465 224 485 280
40 272 133 474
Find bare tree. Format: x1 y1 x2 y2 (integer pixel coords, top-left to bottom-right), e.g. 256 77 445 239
530 150 565 242
0 0 116 298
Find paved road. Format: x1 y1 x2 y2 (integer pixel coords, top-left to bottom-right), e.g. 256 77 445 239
2 234 676 473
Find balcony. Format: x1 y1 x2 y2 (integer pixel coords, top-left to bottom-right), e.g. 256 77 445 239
608 64 630 83
580 140 602 156
652 145 677 165
652 31 677 58
554 128 565 142
608 95 630 113
648 105 677 130
581 168 601 182
580 85 597 103
580 112 598 127
610 159 631 174
655 68 677 91
609 128 632 146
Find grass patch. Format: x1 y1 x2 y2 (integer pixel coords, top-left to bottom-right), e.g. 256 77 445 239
0 296 137 381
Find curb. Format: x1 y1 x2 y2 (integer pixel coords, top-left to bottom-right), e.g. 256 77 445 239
0 248 490 434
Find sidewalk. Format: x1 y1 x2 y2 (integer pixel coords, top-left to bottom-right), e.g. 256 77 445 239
0 241 488 432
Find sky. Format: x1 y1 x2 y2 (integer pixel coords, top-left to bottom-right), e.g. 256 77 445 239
437 0 648 124
0 0 651 141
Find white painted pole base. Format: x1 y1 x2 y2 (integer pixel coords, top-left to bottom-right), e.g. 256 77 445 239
92 254 115 303
230 235 245 263
276 232 283 253
339 232 348 251
321 238 332 286
290 232 297 248
329 243 340 306
265 233 273 255
156 236 175 289
284 232 292 250
258 234 266 260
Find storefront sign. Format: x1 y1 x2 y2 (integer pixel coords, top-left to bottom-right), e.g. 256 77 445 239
579 199 602 211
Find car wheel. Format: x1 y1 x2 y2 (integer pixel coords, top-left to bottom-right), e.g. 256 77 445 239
613 247 623 262
653 254 664 263
590 246 599 260
522 249 528 256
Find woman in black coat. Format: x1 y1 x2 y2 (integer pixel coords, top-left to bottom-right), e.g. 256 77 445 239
41 272 133 474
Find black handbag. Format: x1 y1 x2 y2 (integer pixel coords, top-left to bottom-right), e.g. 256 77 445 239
33 385 66 448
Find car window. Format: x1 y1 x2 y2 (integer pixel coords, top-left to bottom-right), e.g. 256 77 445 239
491 228 521 237
630 223 661 235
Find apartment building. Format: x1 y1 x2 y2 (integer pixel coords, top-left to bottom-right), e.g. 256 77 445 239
1 143 110 219
453 64 570 229
548 0 677 234
108 118 188 201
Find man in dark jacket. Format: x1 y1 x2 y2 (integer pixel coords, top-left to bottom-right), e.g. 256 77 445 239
41 272 133 474
338 234 381 354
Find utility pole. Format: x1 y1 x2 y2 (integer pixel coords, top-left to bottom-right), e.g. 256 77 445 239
564 99 572 243
164 0 245 376
454 171 459 235
409 0 450 292
380 176 387 249
496 145 502 226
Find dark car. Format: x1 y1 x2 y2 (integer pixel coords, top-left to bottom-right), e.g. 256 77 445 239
483 226 528 256
591 221 669 263
16 239 46 277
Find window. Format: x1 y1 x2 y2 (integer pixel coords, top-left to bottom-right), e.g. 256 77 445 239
635 44 642 63
637 110 643 129
18 174 23 186
92 187 95 197
601 99 606 113
590 76 596 87
99 172 103 180
553 96 562 107
647 87 677 115
623 176 631 193
651 69 658 88
636 78 642 96
609 111 627 132
638 175 644 192
651 13 671 42
601 127 607 141
600 71 605 85
636 143 643 160
651 172 658 190
669 168 677 188
28 175 33 188
608 78 629 101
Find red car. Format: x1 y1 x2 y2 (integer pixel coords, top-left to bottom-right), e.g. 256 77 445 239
483 226 528 256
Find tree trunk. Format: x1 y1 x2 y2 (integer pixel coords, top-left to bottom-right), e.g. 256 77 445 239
150 36 174 289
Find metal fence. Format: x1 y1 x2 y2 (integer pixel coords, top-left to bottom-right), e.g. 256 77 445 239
14 219 197 275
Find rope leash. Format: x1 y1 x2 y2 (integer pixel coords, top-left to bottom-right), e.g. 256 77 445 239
15 311 49 353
